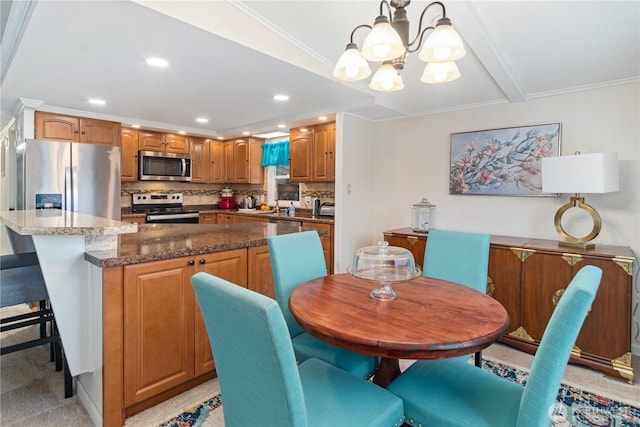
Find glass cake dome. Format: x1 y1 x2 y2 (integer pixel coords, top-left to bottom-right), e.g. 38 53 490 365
347 241 421 301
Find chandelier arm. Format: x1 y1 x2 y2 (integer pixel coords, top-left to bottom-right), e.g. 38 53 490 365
380 0 394 20
406 1 446 49
407 26 435 54
349 24 373 44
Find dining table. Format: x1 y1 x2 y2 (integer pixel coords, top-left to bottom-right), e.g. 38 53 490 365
289 273 510 387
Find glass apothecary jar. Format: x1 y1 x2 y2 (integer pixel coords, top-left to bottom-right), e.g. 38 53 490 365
411 197 436 232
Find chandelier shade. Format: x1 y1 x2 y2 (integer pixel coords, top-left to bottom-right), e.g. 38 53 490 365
418 19 467 63
369 63 405 91
421 61 461 84
333 43 372 81
360 16 406 62
333 1 466 92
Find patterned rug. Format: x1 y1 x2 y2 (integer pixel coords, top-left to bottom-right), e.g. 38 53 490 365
159 361 640 427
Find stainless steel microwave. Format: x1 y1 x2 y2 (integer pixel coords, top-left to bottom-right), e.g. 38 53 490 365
139 151 192 181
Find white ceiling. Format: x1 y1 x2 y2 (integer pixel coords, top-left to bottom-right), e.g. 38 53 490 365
1 1 639 139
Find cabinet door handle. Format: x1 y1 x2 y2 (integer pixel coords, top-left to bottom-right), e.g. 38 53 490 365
199 259 206 264
188 260 195 265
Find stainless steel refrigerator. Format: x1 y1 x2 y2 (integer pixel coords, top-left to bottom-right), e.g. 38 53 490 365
11 139 121 252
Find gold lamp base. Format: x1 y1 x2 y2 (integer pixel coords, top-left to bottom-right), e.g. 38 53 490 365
554 195 602 250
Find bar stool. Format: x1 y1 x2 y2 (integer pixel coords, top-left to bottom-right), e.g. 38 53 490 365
1 252 73 398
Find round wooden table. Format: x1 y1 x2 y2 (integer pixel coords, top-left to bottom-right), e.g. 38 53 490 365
289 273 510 387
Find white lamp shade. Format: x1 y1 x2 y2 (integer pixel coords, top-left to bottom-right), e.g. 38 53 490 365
418 23 466 63
541 152 619 194
361 20 405 62
333 47 371 81
369 63 404 91
421 61 461 84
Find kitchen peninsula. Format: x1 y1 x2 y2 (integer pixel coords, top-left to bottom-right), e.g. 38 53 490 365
1 210 311 427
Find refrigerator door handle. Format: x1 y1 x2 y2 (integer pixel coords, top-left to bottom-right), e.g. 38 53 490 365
71 166 78 212
65 166 73 211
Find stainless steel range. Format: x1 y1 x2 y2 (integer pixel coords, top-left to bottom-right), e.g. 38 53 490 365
131 192 199 223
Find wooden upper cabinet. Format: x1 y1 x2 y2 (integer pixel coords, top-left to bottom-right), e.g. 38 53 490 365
224 138 263 184
289 127 313 182
120 128 139 182
209 140 225 183
165 133 189 154
35 111 120 146
189 137 210 183
289 122 335 183
312 122 335 182
138 130 165 151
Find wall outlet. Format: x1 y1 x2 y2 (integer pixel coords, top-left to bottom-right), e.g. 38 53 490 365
304 196 312 208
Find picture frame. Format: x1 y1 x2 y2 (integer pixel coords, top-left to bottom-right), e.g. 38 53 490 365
449 123 561 196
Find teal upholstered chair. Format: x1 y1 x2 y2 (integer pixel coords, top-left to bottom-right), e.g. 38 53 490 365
191 272 405 427
267 231 378 379
422 229 491 366
388 265 602 427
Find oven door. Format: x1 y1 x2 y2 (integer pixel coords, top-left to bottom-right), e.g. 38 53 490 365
146 212 200 223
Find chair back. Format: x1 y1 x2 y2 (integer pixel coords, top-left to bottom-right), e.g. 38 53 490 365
517 265 601 426
422 229 490 292
267 231 327 337
192 272 307 427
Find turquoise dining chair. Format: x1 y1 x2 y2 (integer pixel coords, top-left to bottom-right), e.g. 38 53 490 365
422 229 491 366
191 272 405 427
267 231 378 379
388 265 602 427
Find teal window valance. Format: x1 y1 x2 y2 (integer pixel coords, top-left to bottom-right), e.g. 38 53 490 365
261 140 290 167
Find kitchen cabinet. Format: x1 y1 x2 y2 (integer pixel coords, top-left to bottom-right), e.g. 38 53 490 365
231 215 270 224
289 123 335 183
122 216 146 225
224 138 264 184
383 228 635 383
35 111 121 146
209 139 225 183
248 246 275 299
122 250 247 406
138 131 189 154
189 137 210 183
120 128 139 181
303 221 334 273
199 213 217 224
217 213 233 224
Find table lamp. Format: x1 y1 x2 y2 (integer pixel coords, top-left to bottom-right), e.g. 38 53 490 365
541 152 619 249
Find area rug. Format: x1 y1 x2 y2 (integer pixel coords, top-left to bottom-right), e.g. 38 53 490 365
483 360 640 427
159 361 640 427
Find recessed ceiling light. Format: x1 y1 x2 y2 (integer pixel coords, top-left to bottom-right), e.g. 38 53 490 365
242 131 251 136
318 116 327 121
178 131 186 135
196 117 209 123
273 94 289 101
131 124 140 129
88 98 106 105
145 57 168 67
277 124 286 129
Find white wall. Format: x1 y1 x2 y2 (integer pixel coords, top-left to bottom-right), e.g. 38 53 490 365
334 113 376 272
357 82 639 353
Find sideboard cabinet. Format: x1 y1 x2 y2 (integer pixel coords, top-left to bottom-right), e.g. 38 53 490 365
383 228 635 383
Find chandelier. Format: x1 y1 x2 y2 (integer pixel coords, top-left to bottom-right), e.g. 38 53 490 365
333 0 466 91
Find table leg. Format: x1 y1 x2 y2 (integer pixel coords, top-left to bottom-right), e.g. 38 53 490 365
373 357 401 388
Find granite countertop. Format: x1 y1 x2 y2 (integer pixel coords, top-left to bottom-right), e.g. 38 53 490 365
1 209 137 236
121 205 335 225
85 221 313 268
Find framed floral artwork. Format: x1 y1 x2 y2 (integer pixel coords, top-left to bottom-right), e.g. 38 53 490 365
449 123 561 196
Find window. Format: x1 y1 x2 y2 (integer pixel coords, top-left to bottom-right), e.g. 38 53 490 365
267 164 301 207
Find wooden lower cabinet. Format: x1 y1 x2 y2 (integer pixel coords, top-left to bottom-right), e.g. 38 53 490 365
123 250 247 408
199 213 217 224
248 246 275 299
303 222 333 273
383 228 635 382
